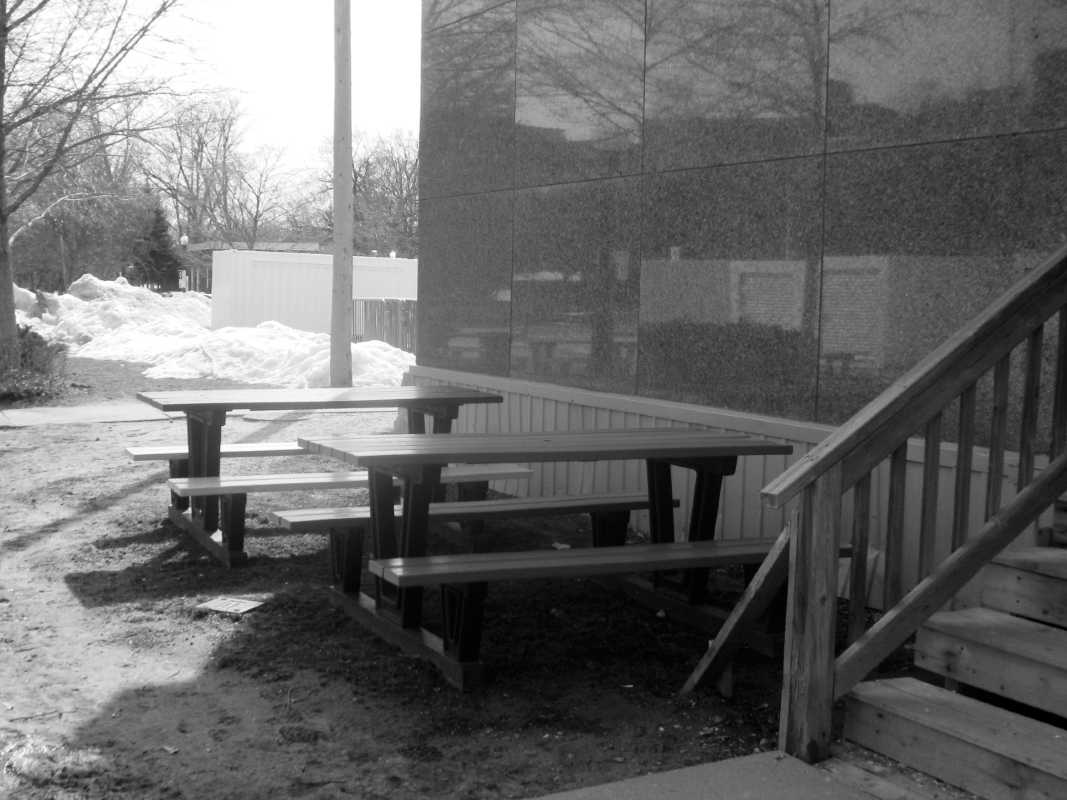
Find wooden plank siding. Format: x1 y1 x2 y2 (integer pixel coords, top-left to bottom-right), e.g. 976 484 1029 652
409 366 1043 609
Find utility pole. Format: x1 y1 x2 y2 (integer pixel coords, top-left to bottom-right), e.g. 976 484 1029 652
330 0 354 386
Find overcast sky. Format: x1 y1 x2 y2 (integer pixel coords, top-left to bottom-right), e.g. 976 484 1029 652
153 1 421 169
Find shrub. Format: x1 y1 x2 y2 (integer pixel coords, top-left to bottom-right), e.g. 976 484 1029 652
0 326 68 404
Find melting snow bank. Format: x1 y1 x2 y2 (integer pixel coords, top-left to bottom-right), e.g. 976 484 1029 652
13 274 414 388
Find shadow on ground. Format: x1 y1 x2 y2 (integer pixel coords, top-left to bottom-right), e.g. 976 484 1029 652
29 517 786 800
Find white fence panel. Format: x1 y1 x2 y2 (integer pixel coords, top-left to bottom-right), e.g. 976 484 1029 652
211 250 417 334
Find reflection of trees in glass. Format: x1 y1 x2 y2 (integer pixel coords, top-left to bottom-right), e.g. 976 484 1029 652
423 0 516 114
421 1 517 193
517 1 644 146
513 180 640 386
643 0 926 158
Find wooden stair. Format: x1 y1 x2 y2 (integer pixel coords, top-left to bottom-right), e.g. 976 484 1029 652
844 546 1067 800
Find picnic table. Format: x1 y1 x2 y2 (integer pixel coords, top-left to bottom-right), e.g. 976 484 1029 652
135 386 502 562
299 428 793 687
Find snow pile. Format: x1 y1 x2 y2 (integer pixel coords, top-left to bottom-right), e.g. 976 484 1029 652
13 275 415 388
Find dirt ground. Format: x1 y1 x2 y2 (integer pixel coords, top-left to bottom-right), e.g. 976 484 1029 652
0 360 804 799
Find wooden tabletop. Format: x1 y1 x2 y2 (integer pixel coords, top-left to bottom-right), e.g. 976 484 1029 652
136 386 503 413
299 429 793 467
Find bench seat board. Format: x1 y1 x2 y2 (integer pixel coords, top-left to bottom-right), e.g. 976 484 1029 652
170 470 373 495
370 539 777 587
168 463 533 497
273 492 666 532
127 442 305 460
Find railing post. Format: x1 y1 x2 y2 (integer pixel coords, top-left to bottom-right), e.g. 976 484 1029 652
778 463 842 763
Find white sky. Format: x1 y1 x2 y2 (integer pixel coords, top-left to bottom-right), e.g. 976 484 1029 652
154 1 421 169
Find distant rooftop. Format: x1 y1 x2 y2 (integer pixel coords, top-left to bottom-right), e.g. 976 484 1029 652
187 241 325 253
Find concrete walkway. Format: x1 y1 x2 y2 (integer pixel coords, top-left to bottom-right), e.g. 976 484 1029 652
530 752 877 800
0 400 180 427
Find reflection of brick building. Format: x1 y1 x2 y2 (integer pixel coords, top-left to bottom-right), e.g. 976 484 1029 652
1032 48 1067 122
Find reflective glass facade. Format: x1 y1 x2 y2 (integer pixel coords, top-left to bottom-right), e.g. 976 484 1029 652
418 0 1067 424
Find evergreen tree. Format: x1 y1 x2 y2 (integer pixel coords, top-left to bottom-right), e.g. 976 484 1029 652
132 206 182 290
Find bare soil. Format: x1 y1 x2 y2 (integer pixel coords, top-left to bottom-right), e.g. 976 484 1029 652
0 359 797 799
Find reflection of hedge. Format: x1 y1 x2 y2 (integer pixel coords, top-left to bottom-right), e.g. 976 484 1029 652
638 320 820 419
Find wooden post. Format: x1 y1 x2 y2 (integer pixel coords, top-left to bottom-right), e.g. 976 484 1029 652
331 0 354 387
778 464 842 763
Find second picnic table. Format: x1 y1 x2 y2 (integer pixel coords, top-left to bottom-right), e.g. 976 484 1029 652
299 428 793 687
135 386 503 562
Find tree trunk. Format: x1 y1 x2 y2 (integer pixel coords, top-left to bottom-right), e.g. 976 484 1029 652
0 213 19 371
0 0 17 371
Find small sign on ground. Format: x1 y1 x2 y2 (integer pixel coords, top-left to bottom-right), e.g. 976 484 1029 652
195 597 264 617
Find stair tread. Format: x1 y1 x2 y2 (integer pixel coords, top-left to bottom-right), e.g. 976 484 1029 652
849 677 1067 776
992 546 1067 581
925 606 1067 668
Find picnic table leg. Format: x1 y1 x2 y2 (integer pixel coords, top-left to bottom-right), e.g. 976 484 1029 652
407 402 458 502
440 582 487 662
646 460 675 544
186 410 226 534
646 460 675 589
396 463 442 629
369 468 399 607
168 458 190 511
682 458 736 604
219 493 247 563
591 510 630 547
329 524 364 595
405 402 459 435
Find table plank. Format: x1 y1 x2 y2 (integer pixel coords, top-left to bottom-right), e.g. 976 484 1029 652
299 430 793 466
137 386 502 412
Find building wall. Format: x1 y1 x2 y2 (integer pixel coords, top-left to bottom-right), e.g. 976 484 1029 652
417 0 1067 428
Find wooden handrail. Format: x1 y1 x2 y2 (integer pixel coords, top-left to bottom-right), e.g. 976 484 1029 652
762 241 1067 508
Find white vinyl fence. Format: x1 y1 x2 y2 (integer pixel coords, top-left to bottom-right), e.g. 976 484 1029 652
211 250 417 347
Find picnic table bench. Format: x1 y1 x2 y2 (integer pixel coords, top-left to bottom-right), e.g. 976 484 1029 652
134 386 503 565
272 491 676 593
168 463 533 562
299 428 793 688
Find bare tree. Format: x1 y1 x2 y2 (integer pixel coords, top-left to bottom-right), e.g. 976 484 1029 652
311 131 420 256
208 147 285 249
352 131 418 256
143 98 290 250
141 96 241 245
0 0 180 368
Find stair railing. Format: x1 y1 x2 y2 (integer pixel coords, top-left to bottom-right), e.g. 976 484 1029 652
757 241 1067 763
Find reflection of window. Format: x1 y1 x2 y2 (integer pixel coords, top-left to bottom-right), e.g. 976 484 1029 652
729 261 805 329
821 264 886 369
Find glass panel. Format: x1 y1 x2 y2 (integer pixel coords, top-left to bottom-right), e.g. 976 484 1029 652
828 0 1067 150
818 131 1067 424
644 0 827 172
417 194 514 375
510 178 641 393
637 158 823 421
421 0 517 197
515 0 644 186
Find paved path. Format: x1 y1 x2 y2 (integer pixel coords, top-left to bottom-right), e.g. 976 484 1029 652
0 400 179 427
530 751 878 800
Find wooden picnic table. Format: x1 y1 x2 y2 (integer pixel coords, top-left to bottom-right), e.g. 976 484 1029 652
135 386 502 559
299 428 793 685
